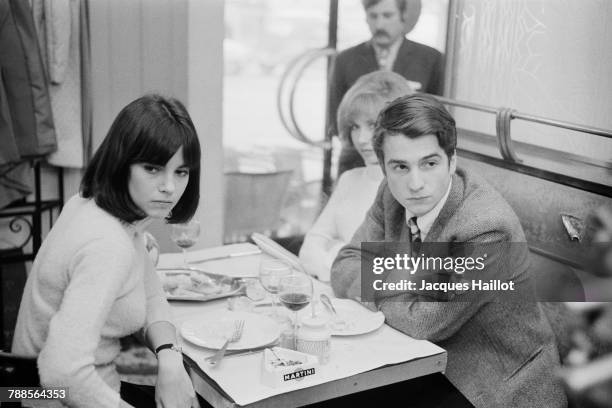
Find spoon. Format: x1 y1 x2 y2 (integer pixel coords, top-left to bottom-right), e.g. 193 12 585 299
320 294 338 315
320 294 346 330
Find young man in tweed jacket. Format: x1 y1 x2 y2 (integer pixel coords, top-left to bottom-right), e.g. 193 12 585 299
331 94 566 408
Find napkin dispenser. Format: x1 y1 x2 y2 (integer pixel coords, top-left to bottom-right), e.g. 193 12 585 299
261 347 319 388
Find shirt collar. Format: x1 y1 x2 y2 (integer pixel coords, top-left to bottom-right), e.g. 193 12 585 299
371 37 403 70
405 178 453 240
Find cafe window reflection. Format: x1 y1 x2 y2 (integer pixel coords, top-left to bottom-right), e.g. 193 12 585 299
337 0 448 52
223 0 449 243
224 0 330 242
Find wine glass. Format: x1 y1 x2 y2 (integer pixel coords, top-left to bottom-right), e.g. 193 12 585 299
258 259 292 322
279 273 313 349
170 220 200 267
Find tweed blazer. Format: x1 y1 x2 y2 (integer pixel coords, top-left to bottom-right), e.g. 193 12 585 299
331 167 567 408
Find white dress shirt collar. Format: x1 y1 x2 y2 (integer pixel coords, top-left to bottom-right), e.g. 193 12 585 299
372 37 403 70
404 178 453 240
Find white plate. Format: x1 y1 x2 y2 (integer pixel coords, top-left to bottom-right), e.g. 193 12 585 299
180 311 280 350
158 268 244 301
326 299 385 336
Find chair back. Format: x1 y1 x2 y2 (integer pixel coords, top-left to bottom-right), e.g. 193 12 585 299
223 170 293 243
0 350 39 386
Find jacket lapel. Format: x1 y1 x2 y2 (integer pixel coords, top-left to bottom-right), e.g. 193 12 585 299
359 41 382 71
382 186 408 240
425 172 464 242
392 38 412 73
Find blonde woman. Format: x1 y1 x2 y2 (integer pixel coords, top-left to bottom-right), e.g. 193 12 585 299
300 71 412 281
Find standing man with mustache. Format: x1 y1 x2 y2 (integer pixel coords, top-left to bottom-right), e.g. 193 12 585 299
328 0 444 177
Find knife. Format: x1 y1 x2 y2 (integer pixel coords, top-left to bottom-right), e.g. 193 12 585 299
189 249 262 264
204 343 278 363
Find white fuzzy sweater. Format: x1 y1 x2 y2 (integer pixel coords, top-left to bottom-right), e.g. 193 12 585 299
299 165 383 281
12 195 170 408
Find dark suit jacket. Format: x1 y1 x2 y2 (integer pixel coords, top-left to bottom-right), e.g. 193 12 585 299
328 38 444 174
331 168 567 408
328 38 444 137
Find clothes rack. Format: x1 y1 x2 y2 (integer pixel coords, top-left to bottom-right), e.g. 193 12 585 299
0 161 64 264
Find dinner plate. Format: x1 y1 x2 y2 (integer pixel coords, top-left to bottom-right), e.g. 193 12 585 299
158 268 244 301
326 299 385 336
180 311 281 350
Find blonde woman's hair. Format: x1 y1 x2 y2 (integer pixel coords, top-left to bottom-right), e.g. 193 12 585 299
337 71 413 146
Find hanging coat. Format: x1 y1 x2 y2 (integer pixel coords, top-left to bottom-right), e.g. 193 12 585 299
0 0 56 161
33 0 84 168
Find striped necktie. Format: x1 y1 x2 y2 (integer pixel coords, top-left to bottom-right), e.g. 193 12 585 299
409 217 422 243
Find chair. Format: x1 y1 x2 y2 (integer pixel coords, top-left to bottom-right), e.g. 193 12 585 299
0 351 39 387
223 170 293 243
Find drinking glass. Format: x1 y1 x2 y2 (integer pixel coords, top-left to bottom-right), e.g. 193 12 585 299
278 273 313 349
258 259 292 322
170 220 201 267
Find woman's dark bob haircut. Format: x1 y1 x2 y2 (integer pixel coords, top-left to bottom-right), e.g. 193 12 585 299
81 94 201 224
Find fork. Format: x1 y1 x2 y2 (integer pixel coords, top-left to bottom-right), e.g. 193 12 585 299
208 320 245 366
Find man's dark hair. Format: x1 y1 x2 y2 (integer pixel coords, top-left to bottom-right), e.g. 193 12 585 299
362 0 407 14
81 94 201 224
372 93 456 166
361 0 422 31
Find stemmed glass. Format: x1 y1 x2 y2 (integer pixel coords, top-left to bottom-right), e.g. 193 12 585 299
278 273 313 349
170 220 201 267
258 259 292 322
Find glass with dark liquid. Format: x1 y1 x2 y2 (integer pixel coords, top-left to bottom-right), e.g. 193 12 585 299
278 274 313 349
259 259 292 323
279 293 311 311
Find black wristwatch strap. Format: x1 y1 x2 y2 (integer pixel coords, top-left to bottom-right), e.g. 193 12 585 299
155 343 175 355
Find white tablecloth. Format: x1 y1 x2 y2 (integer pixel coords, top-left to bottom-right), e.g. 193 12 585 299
160 245 446 406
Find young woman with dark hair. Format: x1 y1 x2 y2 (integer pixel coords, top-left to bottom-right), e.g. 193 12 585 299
13 94 201 408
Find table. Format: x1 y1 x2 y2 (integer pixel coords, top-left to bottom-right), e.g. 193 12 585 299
160 244 447 408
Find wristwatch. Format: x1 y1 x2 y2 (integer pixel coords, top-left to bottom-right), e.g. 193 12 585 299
155 343 182 356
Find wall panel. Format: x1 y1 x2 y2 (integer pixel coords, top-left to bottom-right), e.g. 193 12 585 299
88 0 223 249
450 0 612 162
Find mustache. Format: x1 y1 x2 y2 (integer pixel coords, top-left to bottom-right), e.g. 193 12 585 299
374 30 390 38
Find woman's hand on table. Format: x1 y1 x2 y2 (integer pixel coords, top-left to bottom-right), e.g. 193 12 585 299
155 350 197 408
